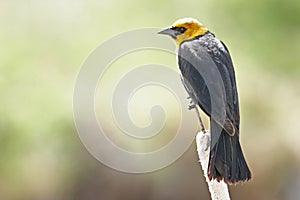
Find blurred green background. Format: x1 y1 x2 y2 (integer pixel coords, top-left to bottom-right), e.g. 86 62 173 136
1 0 300 199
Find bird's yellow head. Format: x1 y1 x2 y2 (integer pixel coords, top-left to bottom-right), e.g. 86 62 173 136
158 18 208 46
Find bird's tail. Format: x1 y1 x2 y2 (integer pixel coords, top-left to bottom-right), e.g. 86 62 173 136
208 121 251 184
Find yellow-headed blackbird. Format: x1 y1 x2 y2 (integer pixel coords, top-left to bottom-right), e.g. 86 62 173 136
158 18 251 184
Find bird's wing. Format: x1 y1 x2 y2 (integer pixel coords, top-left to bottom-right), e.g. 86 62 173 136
178 38 240 134
219 41 240 128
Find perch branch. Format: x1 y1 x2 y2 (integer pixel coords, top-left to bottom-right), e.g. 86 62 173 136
196 131 231 200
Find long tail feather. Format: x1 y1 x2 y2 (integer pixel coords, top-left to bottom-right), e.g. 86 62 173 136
208 120 251 184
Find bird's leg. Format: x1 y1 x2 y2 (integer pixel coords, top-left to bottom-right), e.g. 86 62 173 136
187 96 206 133
194 105 206 133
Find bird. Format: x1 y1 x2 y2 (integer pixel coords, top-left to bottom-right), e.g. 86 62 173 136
158 18 251 184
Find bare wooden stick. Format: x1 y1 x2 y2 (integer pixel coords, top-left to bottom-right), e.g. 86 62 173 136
196 131 231 200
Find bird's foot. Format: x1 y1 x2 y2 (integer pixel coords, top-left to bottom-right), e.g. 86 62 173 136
187 98 196 110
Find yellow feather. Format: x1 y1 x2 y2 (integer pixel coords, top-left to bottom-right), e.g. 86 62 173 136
171 18 208 46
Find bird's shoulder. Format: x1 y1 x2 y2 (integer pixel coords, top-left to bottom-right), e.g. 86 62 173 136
178 32 227 74
179 32 226 57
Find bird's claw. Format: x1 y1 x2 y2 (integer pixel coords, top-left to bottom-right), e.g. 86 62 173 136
188 99 196 110
188 104 196 110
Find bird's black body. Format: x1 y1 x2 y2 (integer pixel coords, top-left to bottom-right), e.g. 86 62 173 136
178 32 251 183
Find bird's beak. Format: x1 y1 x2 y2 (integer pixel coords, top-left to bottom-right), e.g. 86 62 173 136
157 27 176 39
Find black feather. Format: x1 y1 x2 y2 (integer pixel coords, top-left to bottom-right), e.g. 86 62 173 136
178 32 251 183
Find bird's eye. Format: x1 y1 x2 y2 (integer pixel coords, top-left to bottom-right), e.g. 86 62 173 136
178 27 186 33
171 26 187 34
